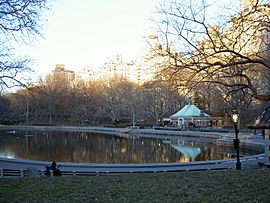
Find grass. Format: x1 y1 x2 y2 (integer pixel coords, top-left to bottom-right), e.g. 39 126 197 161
0 169 269 202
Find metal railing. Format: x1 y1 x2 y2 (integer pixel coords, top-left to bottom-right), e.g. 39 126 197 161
0 167 232 178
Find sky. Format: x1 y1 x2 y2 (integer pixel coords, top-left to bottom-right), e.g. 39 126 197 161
25 0 158 78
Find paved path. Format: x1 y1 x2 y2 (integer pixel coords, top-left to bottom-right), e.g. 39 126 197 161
0 154 265 174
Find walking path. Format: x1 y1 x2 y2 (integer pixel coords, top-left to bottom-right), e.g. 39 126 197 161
0 125 266 176
0 154 265 175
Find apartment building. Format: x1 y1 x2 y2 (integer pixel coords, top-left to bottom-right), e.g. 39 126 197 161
225 1 269 53
52 64 75 86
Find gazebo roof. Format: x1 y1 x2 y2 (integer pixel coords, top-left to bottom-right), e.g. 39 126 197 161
170 104 210 118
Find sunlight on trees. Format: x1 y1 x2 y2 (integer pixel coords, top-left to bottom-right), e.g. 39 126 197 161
153 0 270 103
0 76 184 126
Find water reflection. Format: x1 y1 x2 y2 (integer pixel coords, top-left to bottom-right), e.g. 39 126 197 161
0 130 263 164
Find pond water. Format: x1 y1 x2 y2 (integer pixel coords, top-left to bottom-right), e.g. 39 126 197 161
0 130 263 164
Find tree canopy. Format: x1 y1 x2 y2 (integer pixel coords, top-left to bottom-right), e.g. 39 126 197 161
0 0 51 90
152 0 270 102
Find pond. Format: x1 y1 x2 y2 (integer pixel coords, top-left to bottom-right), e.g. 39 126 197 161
0 130 264 164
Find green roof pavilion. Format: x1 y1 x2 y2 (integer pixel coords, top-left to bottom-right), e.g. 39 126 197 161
171 104 210 118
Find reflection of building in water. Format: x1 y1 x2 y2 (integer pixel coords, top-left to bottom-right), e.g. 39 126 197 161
0 131 182 164
2 130 263 164
162 138 258 162
171 145 201 162
162 139 202 162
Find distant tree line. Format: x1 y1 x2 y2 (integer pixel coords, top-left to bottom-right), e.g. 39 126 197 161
0 74 264 127
0 76 184 126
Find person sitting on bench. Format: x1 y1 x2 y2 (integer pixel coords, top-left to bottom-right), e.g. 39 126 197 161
45 161 61 176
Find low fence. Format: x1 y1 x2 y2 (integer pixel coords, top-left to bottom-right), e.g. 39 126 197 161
1 169 26 177
0 168 96 177
0 167 232 178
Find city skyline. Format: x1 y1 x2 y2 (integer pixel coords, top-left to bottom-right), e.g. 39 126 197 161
21 0 157 79
17 0 237 81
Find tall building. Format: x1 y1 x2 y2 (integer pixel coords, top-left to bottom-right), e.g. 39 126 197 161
100 54 147 84
143 35 164 81
226 0 270 55
143 35 179 83
242 0 270 95
52 64 75 86
223 0 270 96
77 65 95 81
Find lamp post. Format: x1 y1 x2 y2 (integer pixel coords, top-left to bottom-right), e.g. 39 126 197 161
232 112 241 170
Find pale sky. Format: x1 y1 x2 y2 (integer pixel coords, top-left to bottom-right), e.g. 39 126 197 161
25 0 158 78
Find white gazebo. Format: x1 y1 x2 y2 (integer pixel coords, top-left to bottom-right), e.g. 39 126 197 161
170 104 212 128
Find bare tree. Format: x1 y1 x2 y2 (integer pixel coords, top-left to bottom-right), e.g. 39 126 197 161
141 81 184 125
39 75 57 124
0 92 12 123
12 88 31 123
99 77 128 124
119 80 142 127
0 0 51 90
153 0 270 102
71 79 104 124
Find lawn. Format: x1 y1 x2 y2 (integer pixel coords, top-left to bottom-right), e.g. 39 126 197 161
0 169 269 202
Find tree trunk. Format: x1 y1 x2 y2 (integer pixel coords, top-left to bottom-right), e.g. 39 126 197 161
26 102 29 124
